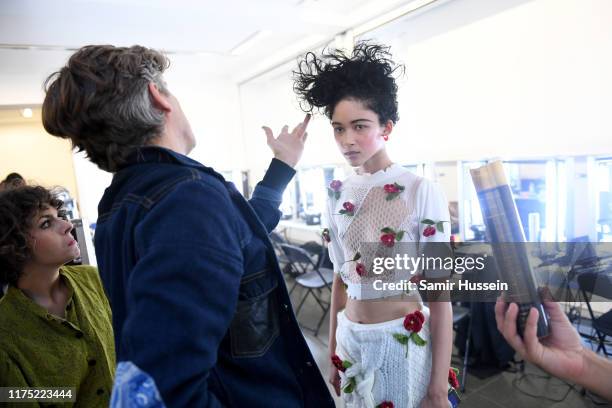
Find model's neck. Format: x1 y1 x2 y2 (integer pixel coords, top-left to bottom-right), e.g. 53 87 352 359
360 148 393 174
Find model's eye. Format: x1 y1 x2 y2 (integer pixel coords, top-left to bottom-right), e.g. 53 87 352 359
355 124 366 130
40 220 50 229
334 127 344 133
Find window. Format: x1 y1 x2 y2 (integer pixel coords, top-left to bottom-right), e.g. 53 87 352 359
595 158 612 242
459 161 486 241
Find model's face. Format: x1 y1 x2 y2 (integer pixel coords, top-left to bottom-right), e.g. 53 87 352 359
331 98 391 167
27 206 80 267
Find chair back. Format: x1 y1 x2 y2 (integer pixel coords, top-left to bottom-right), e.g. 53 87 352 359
280 244 317 268
269 231 285 244
578 271 612 301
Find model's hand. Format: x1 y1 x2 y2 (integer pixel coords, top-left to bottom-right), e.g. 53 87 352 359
328 362 341 397
495 297 585 383
262 114 311 168
419 390 449 408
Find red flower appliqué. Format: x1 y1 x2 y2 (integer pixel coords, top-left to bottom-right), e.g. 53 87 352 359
393 310 427 355
403 310 425 333
421 219 449 238
448 368 460 389
328 180 343 200
380 227 405 247
339 201 356 216
331 355 358 394
381 233 395 247
384 184 400 193
377 402 394 408
331 354 345 372
423 226 436 237
355 262 366 276
383 182 405 200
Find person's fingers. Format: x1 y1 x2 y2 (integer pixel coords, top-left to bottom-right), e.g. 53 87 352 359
290 122 301 136
542 299 565 321
522 307 541 360
302 132 308 143
495 297 507 332
302 113 312 130
329 367 341 396
333 374 341 396
292 113 312 137
503 303 527 358
262 126 274 145
281 125 289 135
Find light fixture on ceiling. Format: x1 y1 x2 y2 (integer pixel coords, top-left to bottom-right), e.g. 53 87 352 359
20 108 33 118
353 0 442 36
230 30 271 56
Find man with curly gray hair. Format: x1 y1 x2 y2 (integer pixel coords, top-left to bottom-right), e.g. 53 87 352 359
42 45 333 408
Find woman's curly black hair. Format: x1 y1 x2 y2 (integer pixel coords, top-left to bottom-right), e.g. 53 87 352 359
0 186 63 286
293 41 404 124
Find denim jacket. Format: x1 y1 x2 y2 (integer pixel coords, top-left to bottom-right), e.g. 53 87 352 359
95 146 334 407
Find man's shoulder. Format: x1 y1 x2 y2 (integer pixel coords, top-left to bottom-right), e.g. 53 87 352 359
110 163 230 208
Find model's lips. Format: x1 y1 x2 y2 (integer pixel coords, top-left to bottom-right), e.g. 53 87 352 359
344 151 360 158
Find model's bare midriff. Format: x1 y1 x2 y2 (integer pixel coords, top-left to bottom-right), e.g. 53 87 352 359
344 297 421 324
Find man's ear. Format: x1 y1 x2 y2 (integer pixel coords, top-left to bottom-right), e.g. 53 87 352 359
148 82 172 112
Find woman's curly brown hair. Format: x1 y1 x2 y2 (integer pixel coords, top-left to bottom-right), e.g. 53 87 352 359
0 186 63 286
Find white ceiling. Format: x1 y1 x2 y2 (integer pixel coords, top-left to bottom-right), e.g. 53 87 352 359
0 0 425 88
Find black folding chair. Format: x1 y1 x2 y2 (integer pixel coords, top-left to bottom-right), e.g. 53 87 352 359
452 303 471 392
280 243 334 336
270 231 295 274
577 271 612 356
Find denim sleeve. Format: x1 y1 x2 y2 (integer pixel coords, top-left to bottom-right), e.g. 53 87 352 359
249 158 296 233
127 179 244 407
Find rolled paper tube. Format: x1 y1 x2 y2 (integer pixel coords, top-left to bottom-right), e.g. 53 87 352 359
470 161 549 338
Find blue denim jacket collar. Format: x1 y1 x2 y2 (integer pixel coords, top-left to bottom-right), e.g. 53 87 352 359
119 146 225 183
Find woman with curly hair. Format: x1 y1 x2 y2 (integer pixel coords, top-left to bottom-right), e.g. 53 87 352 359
0 186 115 407
294 42 454 408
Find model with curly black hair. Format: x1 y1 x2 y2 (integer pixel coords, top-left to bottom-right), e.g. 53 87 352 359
295 42 454 408
0 186 115 405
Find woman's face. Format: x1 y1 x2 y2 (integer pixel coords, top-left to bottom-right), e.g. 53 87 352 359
331 98 392 167
27 206 80 267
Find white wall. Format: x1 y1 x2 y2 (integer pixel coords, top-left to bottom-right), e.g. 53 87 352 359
431 162 459 202
0 121 79 199
72 71 242 221
387 0 612 162
239 0 612 171
165 55 244 172
0 50 242 221
239 69 343 184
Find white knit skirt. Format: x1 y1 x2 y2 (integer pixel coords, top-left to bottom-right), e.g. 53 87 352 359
335 307 437 408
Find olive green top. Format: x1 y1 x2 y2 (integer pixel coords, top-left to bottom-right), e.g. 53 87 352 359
0 265 115 407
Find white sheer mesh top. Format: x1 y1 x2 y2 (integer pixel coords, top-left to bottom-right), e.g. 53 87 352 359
325 164 450 300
